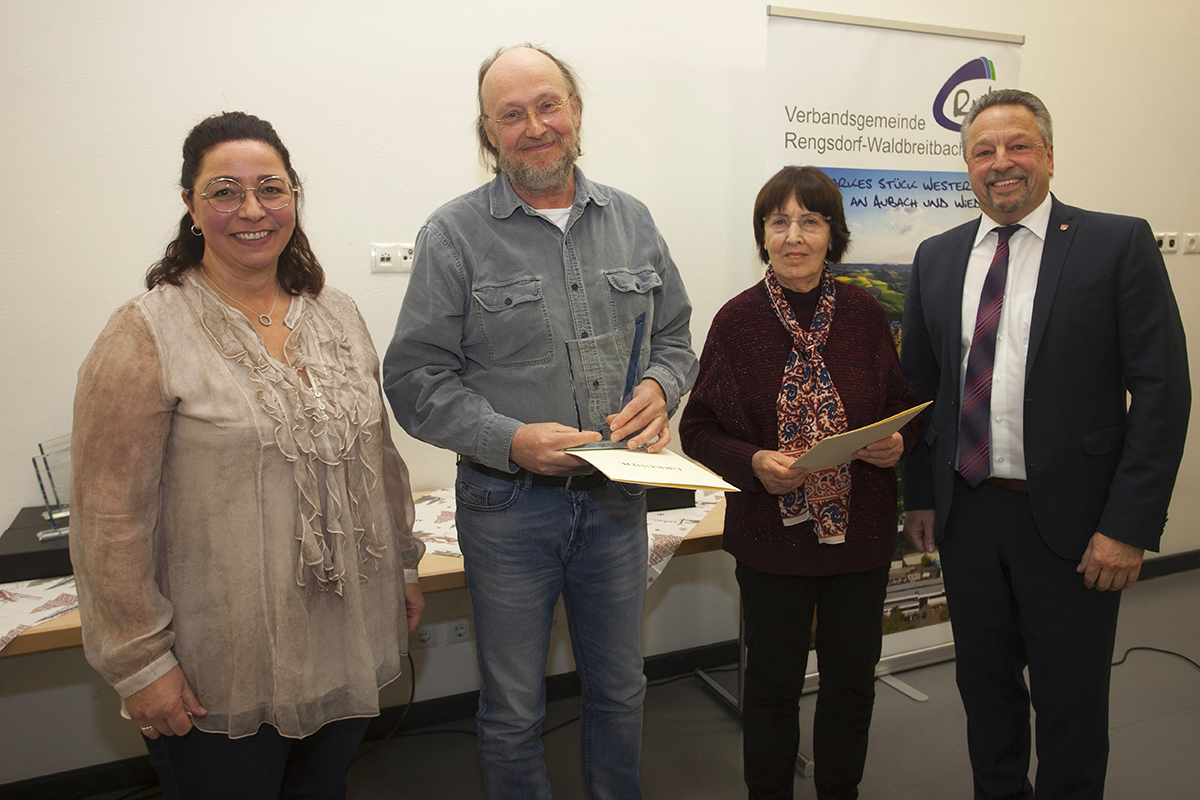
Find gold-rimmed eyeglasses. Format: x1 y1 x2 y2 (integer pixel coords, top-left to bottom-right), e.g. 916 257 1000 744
195 176 297 213
488 97 573 128
764 214 830 236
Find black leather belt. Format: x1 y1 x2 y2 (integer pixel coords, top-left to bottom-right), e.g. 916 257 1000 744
460 458 609 491
984 477 1029 493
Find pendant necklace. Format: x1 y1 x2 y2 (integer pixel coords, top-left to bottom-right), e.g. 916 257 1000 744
201 268 280 326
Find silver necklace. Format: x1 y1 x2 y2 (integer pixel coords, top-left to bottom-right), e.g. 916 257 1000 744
202 269 280 326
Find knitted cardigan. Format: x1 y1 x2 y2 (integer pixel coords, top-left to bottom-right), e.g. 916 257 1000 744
680 278 920 576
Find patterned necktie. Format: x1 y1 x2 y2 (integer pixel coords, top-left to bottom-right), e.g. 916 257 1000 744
958 225 1021 487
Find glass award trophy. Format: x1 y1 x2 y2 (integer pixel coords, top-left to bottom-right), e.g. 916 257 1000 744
32 434 71 541
565 312 646 448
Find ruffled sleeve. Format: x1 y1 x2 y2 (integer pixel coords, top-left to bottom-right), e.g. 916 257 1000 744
379 387 423 580
353 298 422 580
69 302 179 698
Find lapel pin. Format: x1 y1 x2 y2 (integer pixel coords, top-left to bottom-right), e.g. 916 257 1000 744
1060 224 1069 230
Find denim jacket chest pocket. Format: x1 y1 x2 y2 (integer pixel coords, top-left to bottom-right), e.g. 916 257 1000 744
603 267 662 329
472 278 555 367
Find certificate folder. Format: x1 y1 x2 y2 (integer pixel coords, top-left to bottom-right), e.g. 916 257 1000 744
788 402 930 472
564 446 738 492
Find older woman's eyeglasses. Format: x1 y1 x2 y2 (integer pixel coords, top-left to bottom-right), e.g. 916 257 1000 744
489 97 573 127
196 176 297 213
765 214 831 236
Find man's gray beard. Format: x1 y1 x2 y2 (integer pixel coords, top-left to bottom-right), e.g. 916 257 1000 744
499 138 581 197
984 168 1032 216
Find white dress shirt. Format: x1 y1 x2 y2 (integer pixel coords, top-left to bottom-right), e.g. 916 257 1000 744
958 194 1053 480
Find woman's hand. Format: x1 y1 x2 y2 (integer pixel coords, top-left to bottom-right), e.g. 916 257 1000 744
854 432 904 468
126 665 207 739
405 582 426 633
752 450 809 495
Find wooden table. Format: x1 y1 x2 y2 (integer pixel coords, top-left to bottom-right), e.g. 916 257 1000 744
2 499 726 659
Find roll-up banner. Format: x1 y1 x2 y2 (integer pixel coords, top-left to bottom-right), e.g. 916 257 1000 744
765 7 1023 671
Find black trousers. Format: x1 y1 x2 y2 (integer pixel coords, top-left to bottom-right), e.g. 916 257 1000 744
942 478 1121 800
143 716 371 800
736 561 889 800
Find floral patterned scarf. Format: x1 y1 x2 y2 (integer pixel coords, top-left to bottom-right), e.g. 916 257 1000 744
765 265 851 544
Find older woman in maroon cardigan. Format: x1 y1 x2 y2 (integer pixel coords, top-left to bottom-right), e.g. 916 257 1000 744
680 166 920 800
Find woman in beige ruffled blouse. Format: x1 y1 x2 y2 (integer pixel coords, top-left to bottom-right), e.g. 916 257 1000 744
69 112 425 799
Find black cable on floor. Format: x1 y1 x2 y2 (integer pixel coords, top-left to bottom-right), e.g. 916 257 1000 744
647 673 698 688
541 716 581 736
1112 645 1200 672
699 664 739 674
111 785 161 800
399 726 478 738
350 650 417 763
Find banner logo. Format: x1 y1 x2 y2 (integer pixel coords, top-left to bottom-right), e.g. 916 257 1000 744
932 57 997 132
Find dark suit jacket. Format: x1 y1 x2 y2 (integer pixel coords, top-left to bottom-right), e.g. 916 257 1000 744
901 195 1190 559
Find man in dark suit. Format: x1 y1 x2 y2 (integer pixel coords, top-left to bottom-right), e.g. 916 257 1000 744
901 89 1190 799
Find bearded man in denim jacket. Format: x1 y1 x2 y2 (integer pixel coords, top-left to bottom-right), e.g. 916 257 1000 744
383 44 696 800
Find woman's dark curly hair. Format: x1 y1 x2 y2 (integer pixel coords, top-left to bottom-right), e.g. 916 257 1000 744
145 111 324 295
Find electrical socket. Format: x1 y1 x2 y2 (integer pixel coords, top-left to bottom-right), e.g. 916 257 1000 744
1156 232 1179 254
370 243 401 273
447 617 475 644
370 242 414 273
411 623 437 650
1183 233 1200 254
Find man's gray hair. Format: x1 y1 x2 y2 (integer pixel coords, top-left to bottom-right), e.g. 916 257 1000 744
960 89 1053 159
476 44 584 173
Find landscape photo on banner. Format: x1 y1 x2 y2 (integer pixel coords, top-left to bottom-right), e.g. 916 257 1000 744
764 8 1023 664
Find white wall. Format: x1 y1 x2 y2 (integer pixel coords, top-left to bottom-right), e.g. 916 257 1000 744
1 0 1198 785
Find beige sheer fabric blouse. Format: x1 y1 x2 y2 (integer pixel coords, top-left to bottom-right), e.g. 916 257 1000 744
69 272 424 738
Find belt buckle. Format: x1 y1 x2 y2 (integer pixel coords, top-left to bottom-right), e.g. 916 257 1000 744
564 472 604 491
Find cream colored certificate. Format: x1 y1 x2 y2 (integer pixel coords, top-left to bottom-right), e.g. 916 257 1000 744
789 402 930 471
565 447 738 492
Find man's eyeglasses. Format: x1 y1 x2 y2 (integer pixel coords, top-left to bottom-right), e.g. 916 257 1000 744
764 214 830 236
489 97 573 128
195 176 297 213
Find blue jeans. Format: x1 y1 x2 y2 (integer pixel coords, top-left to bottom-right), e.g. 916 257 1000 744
455 464 649 800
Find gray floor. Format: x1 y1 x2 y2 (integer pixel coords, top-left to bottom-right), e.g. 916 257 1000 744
344 568 1200 799
86 568 1199 799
